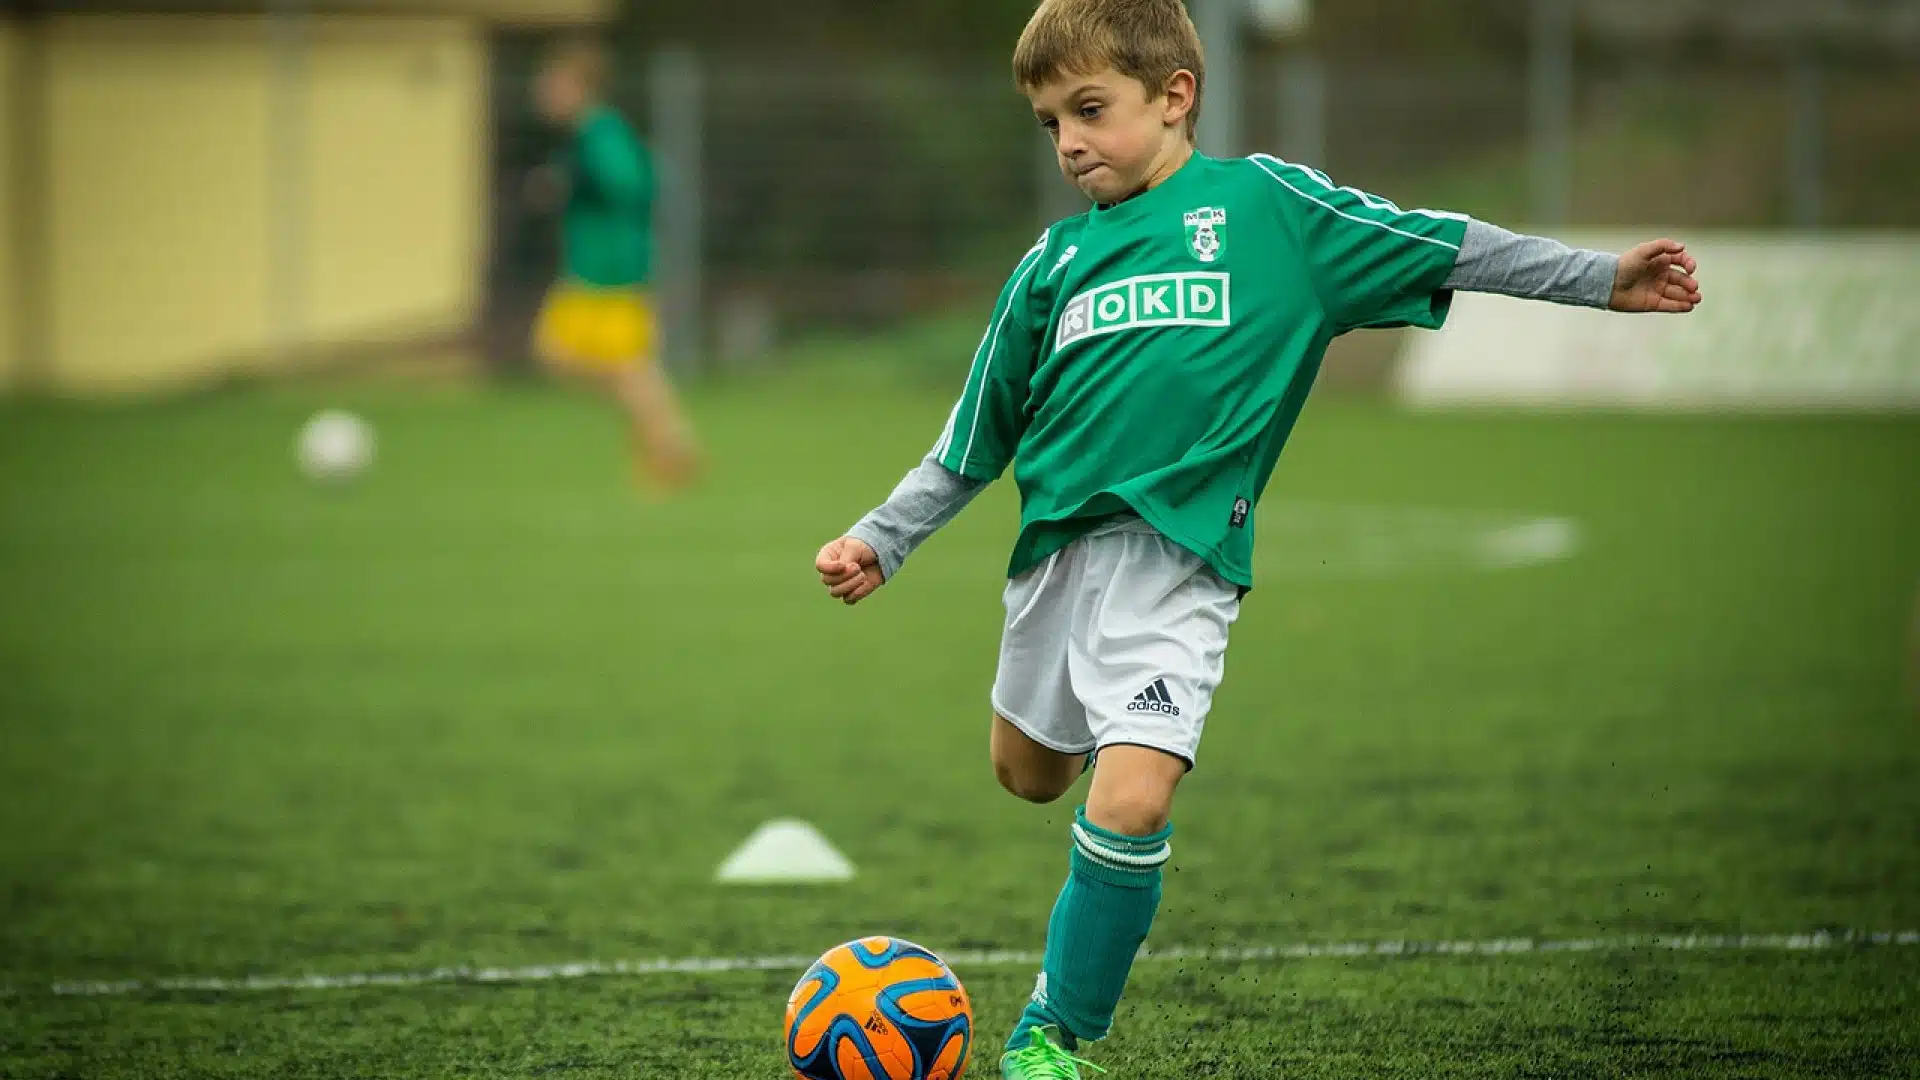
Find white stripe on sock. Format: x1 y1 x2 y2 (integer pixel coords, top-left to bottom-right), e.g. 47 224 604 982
1072 822 1171 871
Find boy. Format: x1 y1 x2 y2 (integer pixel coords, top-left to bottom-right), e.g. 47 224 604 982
530 37 699 490
814 1 1702 1075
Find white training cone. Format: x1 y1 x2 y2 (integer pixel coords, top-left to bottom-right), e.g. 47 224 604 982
715 818 856 885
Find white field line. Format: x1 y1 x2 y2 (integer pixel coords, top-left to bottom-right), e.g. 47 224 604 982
11 930 1915 999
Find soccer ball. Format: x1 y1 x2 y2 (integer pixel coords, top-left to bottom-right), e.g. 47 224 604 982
785 937 973 1080
295 409 374 483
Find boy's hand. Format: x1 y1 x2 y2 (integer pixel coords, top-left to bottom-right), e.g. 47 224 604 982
815 537 885 606
1611 239 1702 313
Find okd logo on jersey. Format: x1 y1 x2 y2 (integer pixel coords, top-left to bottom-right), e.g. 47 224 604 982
1056 273 1232 352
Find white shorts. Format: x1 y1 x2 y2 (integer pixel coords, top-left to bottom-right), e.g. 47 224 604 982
991 517 1241 768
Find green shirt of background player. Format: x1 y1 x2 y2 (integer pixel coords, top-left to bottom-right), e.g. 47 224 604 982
812 1 1703 1078
554 103 652 289
529 37 698 492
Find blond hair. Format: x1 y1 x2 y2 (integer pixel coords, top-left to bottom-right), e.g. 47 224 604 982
1013 0 1206 138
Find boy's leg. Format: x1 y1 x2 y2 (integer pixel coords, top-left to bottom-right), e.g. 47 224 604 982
1007 746 1183 1055
534 288 699 490
1084 745 1185 836
1004 525 1239 1062
990 548 1096 803
604 294 698 489
609 359 700 488
990 715 1087 804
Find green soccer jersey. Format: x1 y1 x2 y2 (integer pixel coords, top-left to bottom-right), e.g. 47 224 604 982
936 152 1468 588
560 105 654 288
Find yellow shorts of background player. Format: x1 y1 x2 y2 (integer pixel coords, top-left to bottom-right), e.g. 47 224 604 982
534 284 656 371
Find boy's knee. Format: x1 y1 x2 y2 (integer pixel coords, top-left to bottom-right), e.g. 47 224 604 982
993 757 1074 804
1086 790 1172 836
1084 745 1186 836
989 715 1083 804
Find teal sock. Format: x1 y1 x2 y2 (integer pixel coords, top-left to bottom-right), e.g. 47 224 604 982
1006 806 1171 1052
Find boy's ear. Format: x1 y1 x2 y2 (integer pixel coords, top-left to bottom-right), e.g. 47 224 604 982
1160 69 1197 128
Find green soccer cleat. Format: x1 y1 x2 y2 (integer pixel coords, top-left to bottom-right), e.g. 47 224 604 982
1000 1026 1107 1079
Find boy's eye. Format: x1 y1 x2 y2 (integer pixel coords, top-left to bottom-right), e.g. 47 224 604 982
1078 103 1102 120
1039 117 1060 133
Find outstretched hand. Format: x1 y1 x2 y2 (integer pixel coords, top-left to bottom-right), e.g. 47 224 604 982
815 536 885 606
1611 239 1702 314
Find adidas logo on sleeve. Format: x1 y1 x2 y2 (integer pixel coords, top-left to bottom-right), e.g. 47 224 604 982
1126 679 1181 717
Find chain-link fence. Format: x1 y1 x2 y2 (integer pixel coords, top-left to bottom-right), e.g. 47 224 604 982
485 35 1920 375
9 12 1912 396
487 43 1043 374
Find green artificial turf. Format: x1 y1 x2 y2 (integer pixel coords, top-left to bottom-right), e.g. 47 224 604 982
1 375 1915 1077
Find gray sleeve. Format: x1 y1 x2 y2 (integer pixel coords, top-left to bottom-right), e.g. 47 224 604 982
1445 218 1617 308
845 450 987 582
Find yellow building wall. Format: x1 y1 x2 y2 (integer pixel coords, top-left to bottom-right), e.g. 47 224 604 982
45 17 273 392
0 20 20 391
38 14 486 394
305 18 485 348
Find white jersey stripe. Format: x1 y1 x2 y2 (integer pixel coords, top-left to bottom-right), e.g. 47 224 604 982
1248 154 1464 252
1282 158 1469 223
941 297 1011 461
931 399 962 460
955 238 1049 475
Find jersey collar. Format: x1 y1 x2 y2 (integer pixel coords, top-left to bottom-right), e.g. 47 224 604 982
1092 150 1207 222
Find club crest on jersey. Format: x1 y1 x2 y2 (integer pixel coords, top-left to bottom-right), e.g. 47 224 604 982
1184 206 1227 263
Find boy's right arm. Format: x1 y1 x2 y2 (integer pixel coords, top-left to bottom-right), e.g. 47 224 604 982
815 230 1055 606
817 450 985 605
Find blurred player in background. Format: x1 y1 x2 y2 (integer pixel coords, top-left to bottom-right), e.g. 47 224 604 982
816 0 1702 1076
529 37 700 491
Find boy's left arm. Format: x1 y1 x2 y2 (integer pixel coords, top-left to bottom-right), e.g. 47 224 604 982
1248 157 1699 326
1446 220 1701 313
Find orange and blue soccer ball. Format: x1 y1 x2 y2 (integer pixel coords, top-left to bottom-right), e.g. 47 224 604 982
785 936 973 1080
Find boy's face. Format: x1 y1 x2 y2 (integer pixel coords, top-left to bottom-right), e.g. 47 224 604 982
1029 67 1194 205
534 64 588 125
